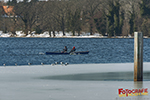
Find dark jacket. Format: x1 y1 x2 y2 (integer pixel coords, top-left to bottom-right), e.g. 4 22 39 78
63 46 67 53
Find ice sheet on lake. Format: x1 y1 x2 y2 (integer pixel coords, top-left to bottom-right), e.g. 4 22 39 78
0 63 150 100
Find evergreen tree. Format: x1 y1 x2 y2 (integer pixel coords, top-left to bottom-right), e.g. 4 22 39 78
129 12 135 35
94 11 106 35
67 8 81 36
106 0 124 36
128 1 139 36
139 0 150 35
107 0 114 36
119 10 124 35
114 0 120 36
140 0 150 18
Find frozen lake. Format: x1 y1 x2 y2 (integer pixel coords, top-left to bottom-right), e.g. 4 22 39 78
0 63 150 100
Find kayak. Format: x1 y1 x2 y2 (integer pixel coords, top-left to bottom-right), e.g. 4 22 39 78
45 51 89 55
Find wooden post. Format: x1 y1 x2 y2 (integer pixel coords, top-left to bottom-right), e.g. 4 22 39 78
134 32 143 81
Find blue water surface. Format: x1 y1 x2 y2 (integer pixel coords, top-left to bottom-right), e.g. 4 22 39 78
0 38 150 66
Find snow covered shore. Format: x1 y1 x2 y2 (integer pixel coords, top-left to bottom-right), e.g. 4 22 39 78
0 31 137 38
0 63 150 100
0 31 104 38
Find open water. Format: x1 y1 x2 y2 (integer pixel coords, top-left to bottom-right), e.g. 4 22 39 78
0 38 150 66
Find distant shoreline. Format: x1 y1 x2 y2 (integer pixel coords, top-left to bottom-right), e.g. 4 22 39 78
0 31 149 38
0 36 149 38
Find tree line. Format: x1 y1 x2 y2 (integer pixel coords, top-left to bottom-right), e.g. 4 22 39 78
0 0 150 37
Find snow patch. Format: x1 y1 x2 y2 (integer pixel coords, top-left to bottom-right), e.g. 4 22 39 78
0 30 107 38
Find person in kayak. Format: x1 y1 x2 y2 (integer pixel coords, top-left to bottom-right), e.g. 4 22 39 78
69 46 76 53
62 46 67 53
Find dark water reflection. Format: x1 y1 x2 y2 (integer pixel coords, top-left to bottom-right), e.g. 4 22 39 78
39 71 150 81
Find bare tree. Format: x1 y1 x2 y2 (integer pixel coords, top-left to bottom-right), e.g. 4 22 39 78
31 1 48 34
4 0 150 37
39 1 61 37
13 0 39 35
83 0 102 35
66 0 84 36
53 1 70 36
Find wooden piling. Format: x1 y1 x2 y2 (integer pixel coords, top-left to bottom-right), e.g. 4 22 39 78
134 32 143 81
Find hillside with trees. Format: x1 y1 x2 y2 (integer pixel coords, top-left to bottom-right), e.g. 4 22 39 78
0 0 150 37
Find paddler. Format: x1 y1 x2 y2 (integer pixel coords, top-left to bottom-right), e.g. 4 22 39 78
62 46 67 53
69 46 76 53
